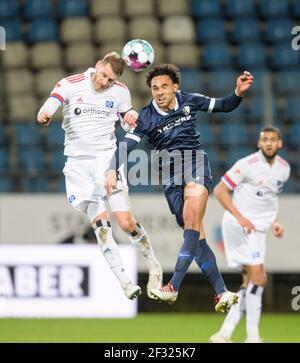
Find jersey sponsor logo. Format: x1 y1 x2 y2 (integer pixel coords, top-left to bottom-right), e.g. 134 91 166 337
157 115 192 134
73 106 112 117
74 108 81 115
256 191 263 196
105 100 114 108
69 194 76 203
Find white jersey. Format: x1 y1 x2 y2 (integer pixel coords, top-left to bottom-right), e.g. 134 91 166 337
221 150 290 231
50 68 132 156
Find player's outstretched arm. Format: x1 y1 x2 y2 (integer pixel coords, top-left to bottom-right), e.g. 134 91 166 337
214 180 255 234
37 97 61 127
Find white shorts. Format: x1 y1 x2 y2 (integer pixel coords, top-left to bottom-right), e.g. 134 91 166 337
63 153 131 215
222 214 266 270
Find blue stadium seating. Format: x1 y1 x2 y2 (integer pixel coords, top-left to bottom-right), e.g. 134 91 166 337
219 122 249 146
49 148 66 172
202 147 219 168
58 0 88 17
20 176 49 192
180 68 203 93
276 71 300 94
270 42 300 69
27 19 58 43
264 18 294 44
236 42 266 69
208 70 236 94
1 19 22 41
225 0 255 18
196 19 226 43
202 42 232 69
45 123 65 148
0 0 18 18
259 0 289 18
285 99 300 123
24 0 54 19
230 18 261 43
196 123 214 146
282 176 297 194
0 176 13 192
292 0 300 18
14 123 41 146
0 147 9 173
18 145 45 173
0 124 5 145
225 147 255 169
247 96 278 122
190 0 221 18
57 176 66 193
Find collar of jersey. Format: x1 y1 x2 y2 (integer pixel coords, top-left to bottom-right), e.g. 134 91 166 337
152 94 179 115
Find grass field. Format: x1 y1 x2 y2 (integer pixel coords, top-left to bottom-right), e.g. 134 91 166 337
0 313 299 343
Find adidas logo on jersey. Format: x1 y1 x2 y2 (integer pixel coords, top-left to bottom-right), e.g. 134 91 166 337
76 97 83 103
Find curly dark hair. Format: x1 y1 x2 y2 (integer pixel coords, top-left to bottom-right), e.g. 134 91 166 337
146 64 181 88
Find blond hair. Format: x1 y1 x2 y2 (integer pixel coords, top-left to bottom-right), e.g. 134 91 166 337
102 52 125 77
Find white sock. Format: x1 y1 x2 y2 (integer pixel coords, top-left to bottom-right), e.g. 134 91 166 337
219 287 246 339
127 222 161 272
94 221 131 287
246 281 264 340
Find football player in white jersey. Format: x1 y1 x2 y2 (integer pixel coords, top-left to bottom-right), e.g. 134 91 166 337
37 52 162 301
209 126 290 343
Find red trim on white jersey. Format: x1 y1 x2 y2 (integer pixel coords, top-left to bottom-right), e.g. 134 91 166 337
66 74 85 83
50 93 64 103
222 174 237 189
114 81 127 89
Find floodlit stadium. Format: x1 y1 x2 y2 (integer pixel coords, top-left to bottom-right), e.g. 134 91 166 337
0 0 300 344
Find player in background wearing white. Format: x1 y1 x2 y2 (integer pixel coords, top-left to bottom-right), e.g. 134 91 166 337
37 52 162 301
209 126 290 343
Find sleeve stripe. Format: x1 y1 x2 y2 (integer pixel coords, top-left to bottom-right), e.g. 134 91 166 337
222 174 237 189
207 98 215 113
50 93 64 104
125 133 141 143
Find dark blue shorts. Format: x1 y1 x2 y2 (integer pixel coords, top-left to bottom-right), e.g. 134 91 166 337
162 151 213 229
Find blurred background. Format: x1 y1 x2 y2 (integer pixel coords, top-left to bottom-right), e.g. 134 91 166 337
0 0 299 319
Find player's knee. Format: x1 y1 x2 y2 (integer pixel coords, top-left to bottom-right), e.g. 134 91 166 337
251 273 267 287
119 216 136 234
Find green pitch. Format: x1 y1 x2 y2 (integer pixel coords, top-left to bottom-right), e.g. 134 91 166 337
0 313 299 343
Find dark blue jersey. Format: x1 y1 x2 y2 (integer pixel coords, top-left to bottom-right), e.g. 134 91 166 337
125 90 242 152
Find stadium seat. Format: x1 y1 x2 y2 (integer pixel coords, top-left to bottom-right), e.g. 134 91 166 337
225 147 255 168
195 19 226 43
0 0 18 18
0 124 6 146
259 0 289 18
98 42 124 60
247 96 278 122
202 147 219 169
2 42 29 68
284 97 300 123
49 148 66 172
8 94 38 121
230 18 261 43
90 0 121 17
17 145 45 173
45 123 65 148
157 0 189 16
94 16 127 43
161 16 196 43
1 19 22 41
165 44 200 68
225 0 255 18
275 71 300 94
5 69 34 94
35 68 66 96
264 18 294 44
57 176 66 192
180 68 203 93
270 42 300 69
123 0 155 16
20 176 49 192
282 176 297 193
14 123 41 146
135 72 151 95
27 19 58 43
190 0 221 18
128 16 160 41
119 68 139 93
60 17 92 43
24 0 54 19
236 42 266 69
30 42 63 69
246 70 267 94
219 123 249 146
196 123 214 146
0 147 9 173
201 42 232 69
58 0 88 17
292 0 300 18
0 176 13 193
65 42 96 70
208 70 237 95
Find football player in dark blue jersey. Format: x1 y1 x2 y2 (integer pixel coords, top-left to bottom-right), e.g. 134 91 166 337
105 64 253 311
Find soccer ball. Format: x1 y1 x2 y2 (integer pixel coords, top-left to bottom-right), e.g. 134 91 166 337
122 39 154 72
